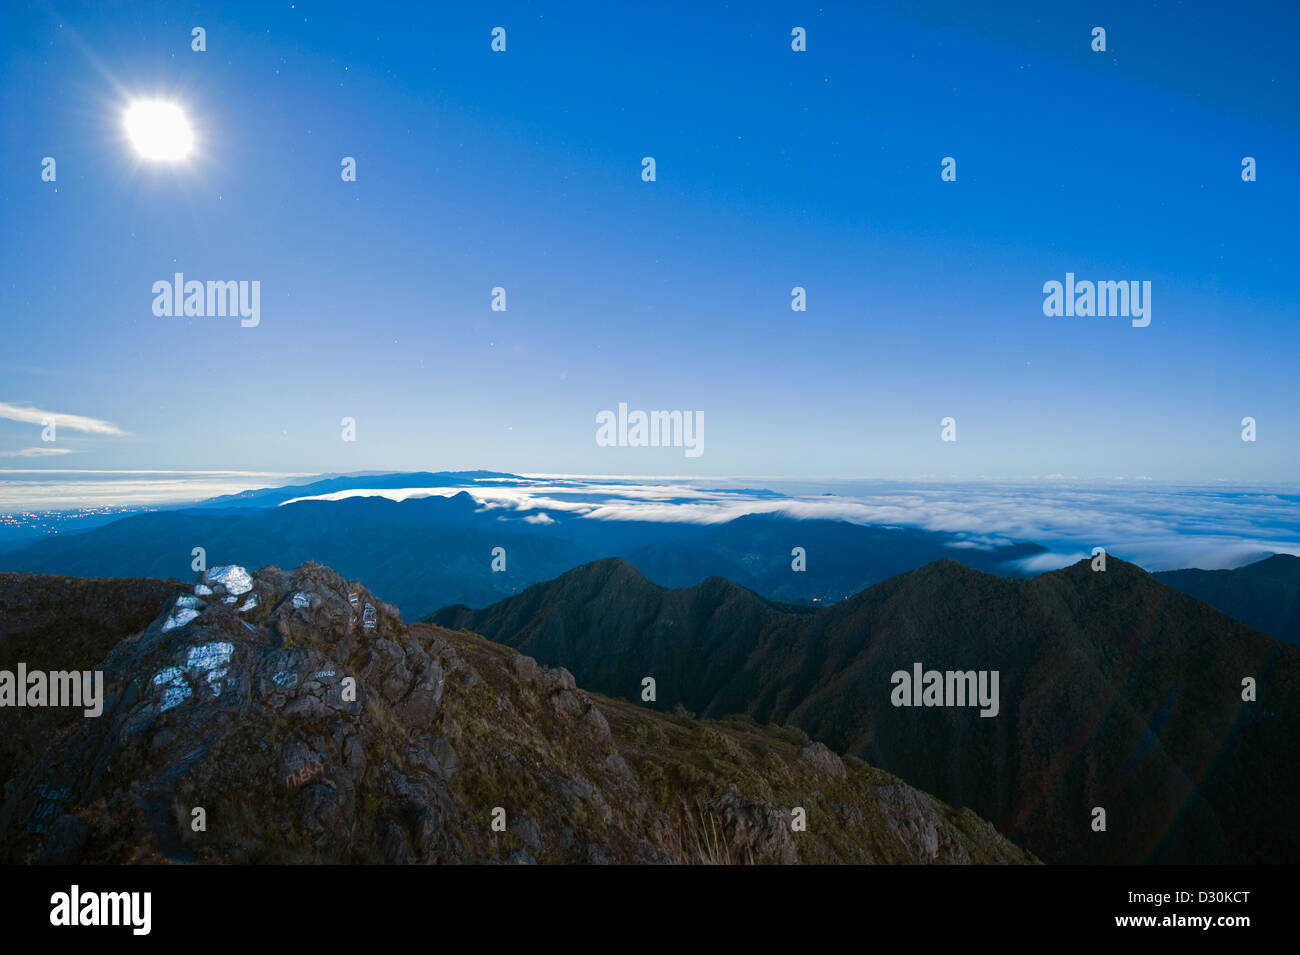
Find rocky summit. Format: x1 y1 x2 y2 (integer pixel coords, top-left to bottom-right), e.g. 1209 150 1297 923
0 564 1033 865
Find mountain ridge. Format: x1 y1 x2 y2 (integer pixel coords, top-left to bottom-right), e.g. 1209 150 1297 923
1156 553 1300 645
431 554 1300 865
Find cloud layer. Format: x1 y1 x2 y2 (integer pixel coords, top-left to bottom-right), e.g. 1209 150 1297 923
282 475 1300 572
3 470 1294 572
0 447 74 457
0 402 126 435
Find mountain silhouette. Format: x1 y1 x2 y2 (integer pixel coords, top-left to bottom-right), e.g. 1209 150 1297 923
1157 553 1300 645
0 491 1043 618
432 556 1300 864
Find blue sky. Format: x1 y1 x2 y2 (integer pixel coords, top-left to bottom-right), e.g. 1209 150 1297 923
2 0 1298 481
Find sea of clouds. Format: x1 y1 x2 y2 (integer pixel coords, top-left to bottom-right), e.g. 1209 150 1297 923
3 470 1295 572
280 474 1300 573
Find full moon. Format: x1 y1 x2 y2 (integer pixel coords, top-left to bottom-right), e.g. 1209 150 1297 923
124 100 194 161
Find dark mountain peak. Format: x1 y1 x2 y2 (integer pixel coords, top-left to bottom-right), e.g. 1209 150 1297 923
424 558 659 630
826 557 997 615
543 556 656 596
572 554 638 574
1154 551 1300 645
1240 552 1300 579
897 556 999 582
695 573 763 593
915 556 982 577
1022 553 1158 593
530 558 780 613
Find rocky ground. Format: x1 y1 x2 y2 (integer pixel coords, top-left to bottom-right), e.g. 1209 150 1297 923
0 564 1035 864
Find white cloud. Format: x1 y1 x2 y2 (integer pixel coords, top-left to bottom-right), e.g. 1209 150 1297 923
0 447 75 457
0 471 310 512
0 402 127 435
1012 551 1090 573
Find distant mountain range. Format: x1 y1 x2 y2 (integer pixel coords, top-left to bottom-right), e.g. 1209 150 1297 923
432 556 1300 864
3 471 1297 643
1155 554 1300 645
193 470 521 509
0 484 1045 619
